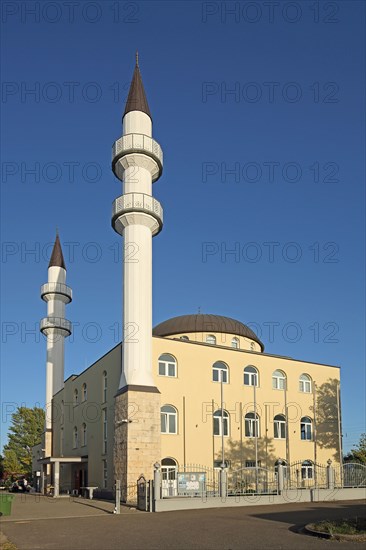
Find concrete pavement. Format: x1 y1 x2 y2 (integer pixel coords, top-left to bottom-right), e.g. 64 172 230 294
1 496 365 549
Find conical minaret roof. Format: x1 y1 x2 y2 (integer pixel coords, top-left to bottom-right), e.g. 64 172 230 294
48 233 66 270
123 53 151 119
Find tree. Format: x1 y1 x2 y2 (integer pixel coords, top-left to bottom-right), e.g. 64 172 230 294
3 406 45 478
344 433 366 464
3 449 25 479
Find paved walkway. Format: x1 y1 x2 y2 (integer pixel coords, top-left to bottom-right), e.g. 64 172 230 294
1 497 365 549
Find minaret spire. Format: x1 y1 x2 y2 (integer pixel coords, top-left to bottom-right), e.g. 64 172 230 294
123 53 151 119
48 232 66 270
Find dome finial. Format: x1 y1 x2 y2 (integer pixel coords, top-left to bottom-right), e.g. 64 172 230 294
135 50 139 67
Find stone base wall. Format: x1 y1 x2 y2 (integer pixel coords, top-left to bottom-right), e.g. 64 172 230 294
114 388 161 503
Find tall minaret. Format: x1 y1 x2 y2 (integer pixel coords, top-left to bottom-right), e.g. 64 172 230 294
40 233 72 458
112 55 163 501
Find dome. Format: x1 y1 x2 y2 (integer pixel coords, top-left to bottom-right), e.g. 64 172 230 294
153 314 264 351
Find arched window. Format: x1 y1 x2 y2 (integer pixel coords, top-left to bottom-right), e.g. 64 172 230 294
206 334 216 345
82 423 87 446
299 374 312 393
180 335 189 341
300 417 312 440
231 337 239 349
243 366 258 386
272 370 286 390
213 410 229 437
274 459 288 479
212 361 228 383
82 383 87 402
301 460 313 479
102 371 107 403
158 354 177 377
244 412 260 438
73 426 78 449
161 458 178 497
74 389 79 405
274 414 286 439
161 405 177 434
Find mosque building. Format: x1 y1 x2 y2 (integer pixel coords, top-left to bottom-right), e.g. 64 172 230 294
32 57 342 500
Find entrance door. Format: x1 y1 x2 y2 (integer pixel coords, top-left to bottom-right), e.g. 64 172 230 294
161 458 177 497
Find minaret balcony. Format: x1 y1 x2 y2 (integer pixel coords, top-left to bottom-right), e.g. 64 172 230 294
112 133 163 182
40 282 72 303
40 317 72 336
112 193 163 236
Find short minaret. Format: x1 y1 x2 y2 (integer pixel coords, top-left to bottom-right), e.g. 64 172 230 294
112 54 163 501
40 234 72 457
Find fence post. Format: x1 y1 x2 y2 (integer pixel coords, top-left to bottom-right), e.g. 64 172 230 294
277 462 284 494
326 459 335 490
153 462 161 503
219 467 227 499
115 480 121 514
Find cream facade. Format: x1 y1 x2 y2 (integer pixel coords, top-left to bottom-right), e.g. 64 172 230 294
46 328 341 497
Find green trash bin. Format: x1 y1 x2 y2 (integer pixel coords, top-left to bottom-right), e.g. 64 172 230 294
0 494 15 516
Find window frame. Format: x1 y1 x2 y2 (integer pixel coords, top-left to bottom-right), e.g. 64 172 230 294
213 410 230 437
102 371 107 403
231 337 239 349
161 405 178 435
274 414 286 439
73 426 78 449
206 334 216 345
102 459 108 489
102 408 107 454
299 374 312 393
212 361 229 383
272 370 287 390
244 412 260 438
73 388 79 406
300 416 312 441
158 354 177 378
243 365 258 387
301 460 313 479
82 383 87 402
82 423 87 446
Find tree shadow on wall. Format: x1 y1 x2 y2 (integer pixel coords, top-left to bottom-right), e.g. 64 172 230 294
312 378 341 462
216 436 278 471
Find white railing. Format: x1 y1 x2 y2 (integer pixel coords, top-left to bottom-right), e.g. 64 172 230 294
40 283 72 301
112 133 163 165
112 193 163 224
40 317 72 335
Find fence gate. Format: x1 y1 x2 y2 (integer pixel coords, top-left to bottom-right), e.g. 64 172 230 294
137 475 150 511
227 467 277 495
287 461 328 489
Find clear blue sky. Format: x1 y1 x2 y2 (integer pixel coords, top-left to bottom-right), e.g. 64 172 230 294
1 1 365 454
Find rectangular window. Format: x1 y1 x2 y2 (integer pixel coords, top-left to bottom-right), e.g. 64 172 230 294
274 421 286 439
245 460 261 468
102 459 108 489
102 408 107 454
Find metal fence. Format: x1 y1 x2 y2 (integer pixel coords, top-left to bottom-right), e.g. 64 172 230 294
227 467 277 495
335 463 366 488
179 464 220 497
286 461 328 489
157 461 366 500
